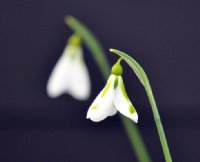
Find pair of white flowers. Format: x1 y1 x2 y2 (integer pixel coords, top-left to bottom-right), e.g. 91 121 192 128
47 34 138 123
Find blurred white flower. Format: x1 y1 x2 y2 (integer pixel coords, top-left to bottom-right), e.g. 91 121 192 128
47 34 91 100
87 59 138 122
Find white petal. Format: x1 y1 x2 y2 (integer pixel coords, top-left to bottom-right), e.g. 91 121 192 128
66 47 91 100
109 106 118 116
113 76 138 123
86 75 116 122
46 45 72 98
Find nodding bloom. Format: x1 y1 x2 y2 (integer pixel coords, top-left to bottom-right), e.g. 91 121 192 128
87 58 138 123
47 34 91 100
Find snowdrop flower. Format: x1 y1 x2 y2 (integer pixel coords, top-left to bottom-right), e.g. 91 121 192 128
87 58 138 123
47 34 91 100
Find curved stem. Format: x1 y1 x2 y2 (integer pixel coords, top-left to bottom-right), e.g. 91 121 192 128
65 15 152 162
145 84 172 162
109 49 172 162
120 115 152 162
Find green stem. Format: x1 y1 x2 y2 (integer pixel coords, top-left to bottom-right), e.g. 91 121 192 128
145 83 172 162
120 115 152 162
65 15 152 162
109 49 172 162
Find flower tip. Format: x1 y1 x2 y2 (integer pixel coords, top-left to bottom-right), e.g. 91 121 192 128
109 48 114 52
135 118 138 123
64 15 74 25
133 114 138 123
46 87 60 99
75 94 90 101
47 92 58 99
86 116 98 122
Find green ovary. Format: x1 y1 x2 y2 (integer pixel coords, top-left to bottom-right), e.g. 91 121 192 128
68 34 81 46
111 59 123 76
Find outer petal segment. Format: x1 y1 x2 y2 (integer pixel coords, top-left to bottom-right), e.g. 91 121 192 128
46 45 72 98
86 75 116 122
113 76 138 123
66 46 91 100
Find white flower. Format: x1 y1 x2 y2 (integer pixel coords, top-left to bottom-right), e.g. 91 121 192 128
87 59 138 123
47 35 91 100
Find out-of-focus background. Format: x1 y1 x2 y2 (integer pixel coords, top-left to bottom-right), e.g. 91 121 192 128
0 0 200 161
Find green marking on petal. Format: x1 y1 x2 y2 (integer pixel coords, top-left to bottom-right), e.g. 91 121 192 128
114 77 118 89
91 105 98 110
70 52 77 60
120 80 129 101
101 79 112 97
129 105 136 114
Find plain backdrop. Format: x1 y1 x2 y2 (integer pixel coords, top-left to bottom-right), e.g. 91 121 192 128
0 0 200 161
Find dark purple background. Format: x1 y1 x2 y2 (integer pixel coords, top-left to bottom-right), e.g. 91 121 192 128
0 0 200 161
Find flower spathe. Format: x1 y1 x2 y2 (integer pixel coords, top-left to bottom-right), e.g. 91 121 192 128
47 34 91 100
87 59 138 123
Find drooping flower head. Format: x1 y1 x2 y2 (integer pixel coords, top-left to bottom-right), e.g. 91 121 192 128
87 58 138 123
47 34 91 100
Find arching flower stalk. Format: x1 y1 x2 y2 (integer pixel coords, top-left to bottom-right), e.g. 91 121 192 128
65 16 152 162
47 34 91 100
87 58 138 123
